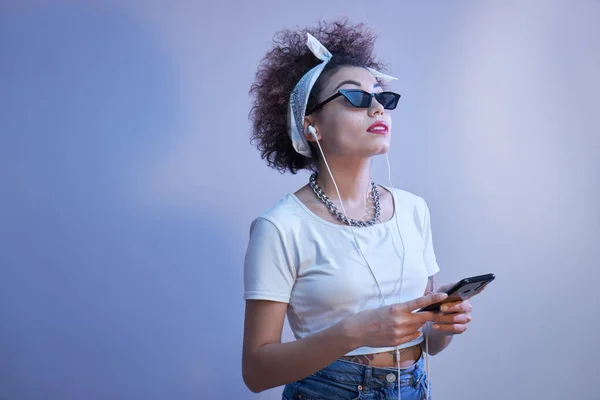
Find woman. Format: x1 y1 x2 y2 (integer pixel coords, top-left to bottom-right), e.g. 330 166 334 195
242 20 474 400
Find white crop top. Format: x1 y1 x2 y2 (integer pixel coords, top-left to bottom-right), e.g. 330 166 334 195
243 186 440 356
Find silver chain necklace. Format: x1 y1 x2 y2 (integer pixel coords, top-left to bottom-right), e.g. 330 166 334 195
309 172 381 227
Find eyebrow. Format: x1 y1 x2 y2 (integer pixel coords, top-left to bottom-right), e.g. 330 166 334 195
333 79 382 91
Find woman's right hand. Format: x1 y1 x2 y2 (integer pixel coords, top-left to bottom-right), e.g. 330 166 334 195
342 292 448 349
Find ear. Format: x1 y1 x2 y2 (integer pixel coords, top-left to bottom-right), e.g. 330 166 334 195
303 118 321 142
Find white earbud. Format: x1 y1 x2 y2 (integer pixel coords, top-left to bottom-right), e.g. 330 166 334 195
307 125 317 138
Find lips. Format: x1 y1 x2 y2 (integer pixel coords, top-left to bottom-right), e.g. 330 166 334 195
367 121 389 134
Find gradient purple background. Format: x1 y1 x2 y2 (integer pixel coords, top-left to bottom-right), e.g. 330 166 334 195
1 1 599 399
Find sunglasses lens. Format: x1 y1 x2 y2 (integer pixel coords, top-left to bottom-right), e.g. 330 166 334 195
341 90 400 109
376 92 400 109
343 91 372 107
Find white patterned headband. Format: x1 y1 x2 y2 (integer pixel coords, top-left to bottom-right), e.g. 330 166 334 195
287 33 397 158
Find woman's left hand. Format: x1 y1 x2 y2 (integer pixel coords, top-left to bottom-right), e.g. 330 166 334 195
430 299 472 335
430 282 474 335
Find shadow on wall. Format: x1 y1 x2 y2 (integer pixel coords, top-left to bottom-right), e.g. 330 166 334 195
0 4 249 399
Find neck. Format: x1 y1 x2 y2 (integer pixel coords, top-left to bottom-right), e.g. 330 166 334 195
315 156 373 206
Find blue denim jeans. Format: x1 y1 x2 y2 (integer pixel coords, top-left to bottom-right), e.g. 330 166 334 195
282 353 431 400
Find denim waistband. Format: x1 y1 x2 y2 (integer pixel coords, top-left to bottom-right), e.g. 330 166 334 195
312 353 427 392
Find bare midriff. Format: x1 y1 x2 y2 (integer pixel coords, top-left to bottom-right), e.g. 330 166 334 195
339 344 422 368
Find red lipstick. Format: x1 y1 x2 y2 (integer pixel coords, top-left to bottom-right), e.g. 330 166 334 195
367 121 389 134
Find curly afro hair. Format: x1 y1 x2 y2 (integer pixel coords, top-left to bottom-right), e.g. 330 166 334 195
248 18 389 174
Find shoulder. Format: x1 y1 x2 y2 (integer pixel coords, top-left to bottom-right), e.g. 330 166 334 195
249 193 306 234
384 186 429 212
383 186 434 233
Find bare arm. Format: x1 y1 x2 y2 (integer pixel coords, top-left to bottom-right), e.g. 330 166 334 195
241 300 356 393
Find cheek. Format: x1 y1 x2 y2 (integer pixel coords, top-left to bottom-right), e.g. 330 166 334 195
322 111 365 143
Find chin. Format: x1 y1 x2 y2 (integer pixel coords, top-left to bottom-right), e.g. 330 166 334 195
371 142 391 155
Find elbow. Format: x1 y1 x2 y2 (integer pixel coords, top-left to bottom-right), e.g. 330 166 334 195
242 373 261 394
427 348 442 356
420 341 442 357
242 359 264 394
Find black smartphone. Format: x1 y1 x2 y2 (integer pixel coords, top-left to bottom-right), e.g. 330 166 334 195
418 273 495 312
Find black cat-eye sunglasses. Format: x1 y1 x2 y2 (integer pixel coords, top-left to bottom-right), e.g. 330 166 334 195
306 89 401 115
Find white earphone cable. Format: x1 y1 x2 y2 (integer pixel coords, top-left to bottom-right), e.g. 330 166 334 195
310 126 429 400
385 154 430 400
312 138 388 306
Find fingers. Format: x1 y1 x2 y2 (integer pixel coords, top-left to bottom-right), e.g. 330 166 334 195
431 299 473 334
432 323 468 334
387 308 434 325
405 311 437 325
401 293 448 313
432 312 472 325
436 281 456 293
440 300 472 314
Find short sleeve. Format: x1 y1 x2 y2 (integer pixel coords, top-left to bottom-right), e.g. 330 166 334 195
243 217 297 303
422 199 440 277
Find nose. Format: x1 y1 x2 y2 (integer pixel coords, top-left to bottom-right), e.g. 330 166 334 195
368 95 385 117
